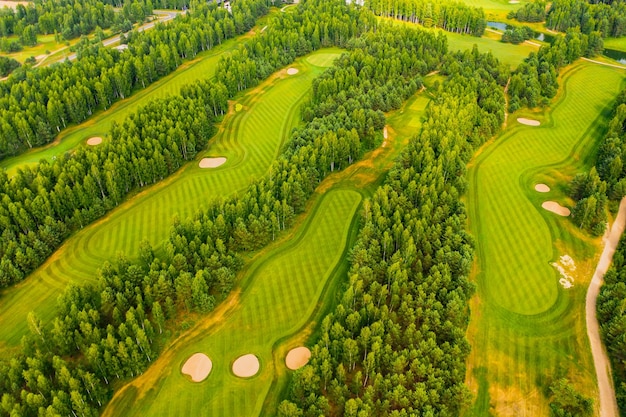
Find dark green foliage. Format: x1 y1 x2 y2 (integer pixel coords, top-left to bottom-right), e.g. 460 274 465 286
547 0 626 37
501 25 535 44
0 56 19 76
508 1 547 23
367 0 487 36
279 47 506 417
549 378 594 417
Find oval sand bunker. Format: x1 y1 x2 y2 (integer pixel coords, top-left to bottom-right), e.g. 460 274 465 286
232 354 260 377
181 353 213 382
199 157 227 168
542 201 571 216
517 118 540 126
535 184 550 193
87 137 103 146
285 347 311 370
287 68 299 75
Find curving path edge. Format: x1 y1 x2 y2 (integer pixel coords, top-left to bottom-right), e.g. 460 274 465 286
586 197 626 417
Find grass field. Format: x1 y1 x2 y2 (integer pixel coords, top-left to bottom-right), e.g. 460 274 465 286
102 189 361 417
0 14 276 175
604 37 626 53
0 48 344 354
464 61 626 416
445 29 537 68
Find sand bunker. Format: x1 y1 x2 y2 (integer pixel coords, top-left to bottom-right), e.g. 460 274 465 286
232 354 260 377
535 184 550 193
542 201 571 216
287 68 299 75
382 126 388 147
285 347 311 370
509 0 519 3
552 255 576 289
181 353 213 382
517 118 540 126
87 137 103 146
199 157 227 168
0 1 29 10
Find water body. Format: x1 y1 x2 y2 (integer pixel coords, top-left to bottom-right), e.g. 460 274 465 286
486 21 554 43
487 21 509 31
604 48 626 64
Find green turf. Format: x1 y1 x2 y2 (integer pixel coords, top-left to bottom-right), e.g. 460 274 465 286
464 61 626 416
0 14 278 175
604 37 626 53
102 189 362 417
0 48 343 354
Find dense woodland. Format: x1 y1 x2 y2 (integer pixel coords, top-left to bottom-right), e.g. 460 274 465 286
547 0 626 37
598 233 626 414
365 0 487 36
278 46 506 416
0 0 266 160
508 29 603 111
508 1 547 23
0 0 152 51
0 55 19 76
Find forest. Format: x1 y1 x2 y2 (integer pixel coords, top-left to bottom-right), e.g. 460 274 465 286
0 0 265 159
547 0 626 37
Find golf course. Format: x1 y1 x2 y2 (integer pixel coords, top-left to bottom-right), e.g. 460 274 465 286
2 0 626 415
465 61 626 416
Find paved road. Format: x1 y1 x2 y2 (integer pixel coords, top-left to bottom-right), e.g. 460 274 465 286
586 197 626 417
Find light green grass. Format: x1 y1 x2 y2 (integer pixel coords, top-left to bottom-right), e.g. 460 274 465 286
102 189 362 417
0 48 343 354
445 29 537 69
464 61 626 416
0 14 279 174
604 37 626 53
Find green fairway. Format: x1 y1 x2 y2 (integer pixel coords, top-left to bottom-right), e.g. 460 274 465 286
0 48 343 353
0 14 277 175
102 189 362 417
465 61 626 416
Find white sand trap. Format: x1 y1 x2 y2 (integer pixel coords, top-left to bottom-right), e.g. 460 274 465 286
87 137 103 146
285 347 311 370
553 255 576 289
287 68 299 75
232 354 260 377
0 1 29 10
199 157 227 168
181 353 213 382
509 0 519 3
517 118 540 126
535 184 550 193
542 201 571 216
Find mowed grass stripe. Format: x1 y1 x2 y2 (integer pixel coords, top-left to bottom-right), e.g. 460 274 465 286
102 189 361 417
465 61 625 416
0 49 343 352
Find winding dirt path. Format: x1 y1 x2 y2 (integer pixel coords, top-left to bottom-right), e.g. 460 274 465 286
586 197 626 417
582 57 626 70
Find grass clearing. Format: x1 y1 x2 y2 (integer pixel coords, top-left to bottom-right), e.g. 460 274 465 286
464 61 626 416
102 188 362 417
445 29 537 68
0 48 343 354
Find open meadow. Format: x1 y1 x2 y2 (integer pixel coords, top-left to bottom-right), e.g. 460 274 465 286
464 61 626 416
0 48 344 353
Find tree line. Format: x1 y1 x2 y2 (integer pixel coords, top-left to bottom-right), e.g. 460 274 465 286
0 0 268 160
0 0 152 51
508 1 547 23
278 46 507 416
547 0 626 37
0 55 19 77
508 29 603 111
597 233 626 414
365 0 487 36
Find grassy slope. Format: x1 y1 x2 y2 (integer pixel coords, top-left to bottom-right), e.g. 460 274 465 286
0 49 344 354
464 61 626 417
0 14 275 175
102 80 432 417
103 189 362 417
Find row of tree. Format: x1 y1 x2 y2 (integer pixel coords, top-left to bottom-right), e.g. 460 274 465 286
0 55 19 77
508 1 547 23
0 0 152 47
365 0 487 36
598 233 626 414
547 0 626 37
278 46 507 416
0 0 268 160
0 1 391 415
508 28 603 111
